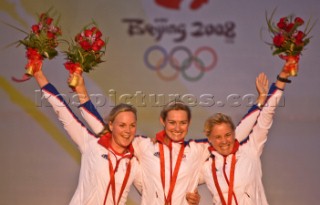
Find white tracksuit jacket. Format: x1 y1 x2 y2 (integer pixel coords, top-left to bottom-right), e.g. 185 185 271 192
42 83 140 205
79 94 262 205
202 83 283 205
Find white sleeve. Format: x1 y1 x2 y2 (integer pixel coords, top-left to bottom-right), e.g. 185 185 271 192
133 160 143 194
42 83 94 153
248 84 283 155
235 105 261 143
132 135 152 160
79 100 105 134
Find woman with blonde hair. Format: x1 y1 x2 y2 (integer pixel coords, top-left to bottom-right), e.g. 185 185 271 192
201 66 293 204
32 69 141 205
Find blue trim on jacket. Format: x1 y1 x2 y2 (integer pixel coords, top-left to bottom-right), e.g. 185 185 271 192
42 83 96 137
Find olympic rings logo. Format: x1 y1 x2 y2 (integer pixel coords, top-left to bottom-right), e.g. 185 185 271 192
144 45 218 81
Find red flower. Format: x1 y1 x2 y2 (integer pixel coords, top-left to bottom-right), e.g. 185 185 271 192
47 31 55 39
91 38 105 51
91 44 100 52
12 9 62 83
64 61 81 73
95 38 105 47
266 10 314 67
95 30 103 39
32 24 40 34
75 33 83 42
295 31 305 41
79 40 91 51
285 23 294 32
277 17 288 29
26 48 43 61
63 22 107 75
46 17 53 25
91 27 102 38
84 29 93 37
19 9 62 59
273 34 285 47
294 17 304 26
294 31 305 46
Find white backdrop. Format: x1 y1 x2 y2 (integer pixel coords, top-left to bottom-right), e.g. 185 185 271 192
1 0 320 204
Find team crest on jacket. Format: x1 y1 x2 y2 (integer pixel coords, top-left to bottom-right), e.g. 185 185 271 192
153 152 160 158
101 154 108 160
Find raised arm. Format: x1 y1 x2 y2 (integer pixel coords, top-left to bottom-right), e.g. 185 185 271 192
33 70 94 153
246 62 293 155
71 73 90 104
71 73 106 135
34 70 49 88
235 72 269 143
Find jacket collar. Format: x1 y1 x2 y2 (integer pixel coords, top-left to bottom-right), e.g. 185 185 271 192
98 132 134 158
156 130 185 147
208 139 240 157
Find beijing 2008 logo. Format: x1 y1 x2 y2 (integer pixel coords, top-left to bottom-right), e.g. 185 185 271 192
144 45 218 82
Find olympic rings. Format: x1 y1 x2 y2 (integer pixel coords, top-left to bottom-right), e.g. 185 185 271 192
169 46 192 71
144 45 167 70
156 57 180 81
181 57 205 82
194 47 217 71
144 45 218 81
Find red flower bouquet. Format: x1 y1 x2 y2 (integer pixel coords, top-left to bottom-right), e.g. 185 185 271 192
12 9 62 81
63 22 107 87
266 10 315 76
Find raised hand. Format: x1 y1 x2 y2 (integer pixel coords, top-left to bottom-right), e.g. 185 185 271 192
255 72 269 107
68 73 90 104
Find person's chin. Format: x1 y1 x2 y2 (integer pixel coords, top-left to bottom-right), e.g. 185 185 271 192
220 150 232 156
170 135 185 142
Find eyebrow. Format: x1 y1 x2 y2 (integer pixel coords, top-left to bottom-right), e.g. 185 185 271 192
167 120 188 122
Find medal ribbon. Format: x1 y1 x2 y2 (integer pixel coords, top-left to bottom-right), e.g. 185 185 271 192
212 154 237 205
209 140 239 205
159 141 185 205
103 153 132 205
98 132 134 205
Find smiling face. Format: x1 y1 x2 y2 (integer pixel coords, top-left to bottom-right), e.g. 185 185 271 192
208 122 235 156
160 110 189 142
109 111 136 154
